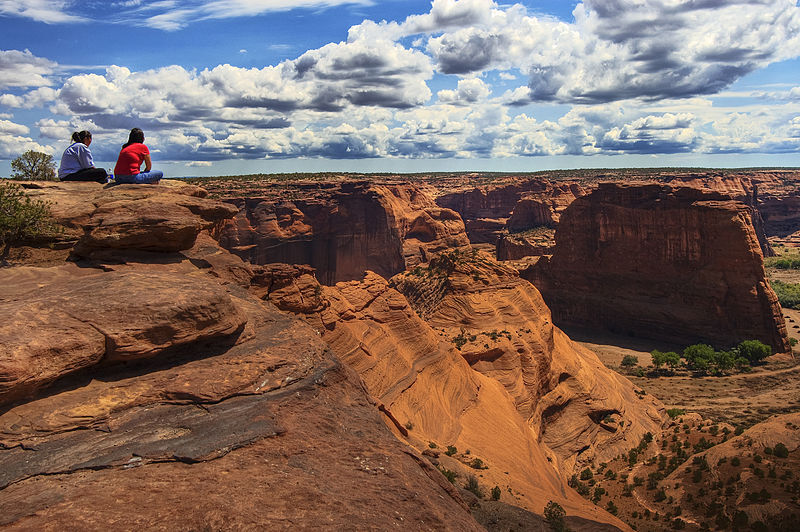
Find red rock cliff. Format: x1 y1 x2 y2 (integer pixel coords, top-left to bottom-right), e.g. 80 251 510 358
527 183 790 353
219 181 469 285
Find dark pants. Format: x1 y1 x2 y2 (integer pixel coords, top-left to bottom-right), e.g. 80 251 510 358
60 167 108 184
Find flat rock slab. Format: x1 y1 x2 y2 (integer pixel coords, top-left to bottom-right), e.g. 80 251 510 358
0 391 288 491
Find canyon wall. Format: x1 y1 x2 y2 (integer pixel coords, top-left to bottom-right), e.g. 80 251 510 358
436 179 585 244
527 183 790 353
0 182 484 530
219 181 469 285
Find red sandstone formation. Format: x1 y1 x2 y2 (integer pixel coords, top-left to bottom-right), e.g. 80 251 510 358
218 181 469 285
527 182 790 353
258 251 663 528
0 182 484 530
436 179 586 244
496 227 556 260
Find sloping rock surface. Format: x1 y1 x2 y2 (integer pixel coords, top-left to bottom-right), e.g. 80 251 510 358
528 183 790 353
0 183 483 531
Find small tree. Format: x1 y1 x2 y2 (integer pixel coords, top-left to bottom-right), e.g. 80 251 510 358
544 500 568 532
651 350 666 369
0 181 59 260
10 151 56 181
736 340 771 365
621 354 639 368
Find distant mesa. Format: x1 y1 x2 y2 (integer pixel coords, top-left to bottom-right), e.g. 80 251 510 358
526 182 790 354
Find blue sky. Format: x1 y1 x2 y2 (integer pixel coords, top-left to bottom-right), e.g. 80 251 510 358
1 0 799 177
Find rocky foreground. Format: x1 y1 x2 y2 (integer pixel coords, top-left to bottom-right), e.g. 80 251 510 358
1 181 637 530
2 175 799 531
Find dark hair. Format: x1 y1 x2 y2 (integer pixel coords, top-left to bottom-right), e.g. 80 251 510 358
123 128 145 149
71 130 92 143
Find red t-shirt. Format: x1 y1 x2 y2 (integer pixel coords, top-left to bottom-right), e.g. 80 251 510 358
114 143 149 176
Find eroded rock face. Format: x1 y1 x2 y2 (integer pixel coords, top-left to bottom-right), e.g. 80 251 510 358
391 251 664 473
219 182 469 285
436 179 586 244
18 180 238 257
527 183 790 353
260 256 661 528
0 185 484 530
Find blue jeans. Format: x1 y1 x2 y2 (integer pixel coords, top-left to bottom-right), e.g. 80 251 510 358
115 170 163 184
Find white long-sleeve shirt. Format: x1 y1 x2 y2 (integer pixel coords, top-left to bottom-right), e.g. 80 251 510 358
58 142 94 178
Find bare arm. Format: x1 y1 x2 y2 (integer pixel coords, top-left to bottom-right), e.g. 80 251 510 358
143 153 152 172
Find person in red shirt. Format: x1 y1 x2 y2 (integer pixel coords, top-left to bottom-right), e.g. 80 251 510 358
113 128 164 184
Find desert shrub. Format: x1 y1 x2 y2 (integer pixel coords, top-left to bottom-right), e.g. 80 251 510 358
10 150 56 181
666 408 686 418
621 354 639 368
0 181 59 260
774 442 789 458
445 445 457 456
735 340 771 364
491 485 501 500
580 468 593 481
465 475 483 498
606 500 618 515
437 466 458 483
428 441 437 449
731 456 741 466
469 458 484 469
771 280 800 310
544 501 567 532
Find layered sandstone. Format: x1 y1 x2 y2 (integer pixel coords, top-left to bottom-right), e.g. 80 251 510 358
219 181 469 285
260 266 643 529
0 182 484 530
528 183 790 353
436 179 585 244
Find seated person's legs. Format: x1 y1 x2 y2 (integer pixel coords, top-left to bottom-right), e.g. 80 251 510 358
134 170 163 184
60 167 108 184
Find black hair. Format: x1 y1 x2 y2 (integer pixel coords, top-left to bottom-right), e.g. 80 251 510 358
123 128 145 149
71 130 92 143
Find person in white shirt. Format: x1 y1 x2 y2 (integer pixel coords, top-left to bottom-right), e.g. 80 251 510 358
58 131 108 183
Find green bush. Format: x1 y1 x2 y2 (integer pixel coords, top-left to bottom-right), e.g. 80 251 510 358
683 344 715 372
735 340 771 364
666 408 686 418
491 485 501 501
774 442 789 458
445 445 457 456
544 501 567 532
437 466 458 483
469 458 485 469
771 280 800 309
0 181 59 260
621 354 639 368
465 475 483 498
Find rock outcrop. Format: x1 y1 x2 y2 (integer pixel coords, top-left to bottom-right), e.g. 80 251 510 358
496 228 556 260
436 179 585 244
527 183 790 353
259 250 663 528
219 181 469 285
0 182 484 530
